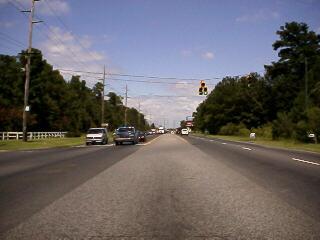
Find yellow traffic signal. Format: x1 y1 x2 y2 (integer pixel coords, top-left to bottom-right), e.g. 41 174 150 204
199 80 208 95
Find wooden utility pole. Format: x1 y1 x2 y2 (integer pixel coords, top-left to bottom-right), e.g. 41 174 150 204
101 65 106 126
124 84 128 126
22 0 40 142
138 101 141 129
305 57 308 111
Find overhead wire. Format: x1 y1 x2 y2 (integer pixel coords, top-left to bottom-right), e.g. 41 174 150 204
9 0 94 72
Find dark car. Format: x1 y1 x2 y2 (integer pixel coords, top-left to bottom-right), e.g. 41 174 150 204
113 126 139 145
138 131 147 142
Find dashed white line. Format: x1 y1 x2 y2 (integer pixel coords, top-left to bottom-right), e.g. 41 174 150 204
221 142 227 145
292 158 320 166
242 147 252 151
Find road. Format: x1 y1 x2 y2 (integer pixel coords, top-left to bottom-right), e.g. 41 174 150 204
0 134 319 239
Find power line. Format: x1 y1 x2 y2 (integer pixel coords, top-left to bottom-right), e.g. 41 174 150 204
8 0 87 71
57 68 221 81
0 32 26 48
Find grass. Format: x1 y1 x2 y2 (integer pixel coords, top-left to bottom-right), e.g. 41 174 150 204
0 137 85 151
192 132 320 153
0 132 116 151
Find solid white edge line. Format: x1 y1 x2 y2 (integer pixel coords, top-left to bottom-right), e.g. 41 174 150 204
292 158 320 166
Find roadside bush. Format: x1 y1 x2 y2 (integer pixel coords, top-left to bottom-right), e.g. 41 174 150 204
293 120 309 142
219 122 250 136
272 112 294 139
251 123 272 139
219 123 238 135
66 130 82 137
239 127 250 137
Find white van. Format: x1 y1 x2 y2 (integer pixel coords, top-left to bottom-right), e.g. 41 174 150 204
181 128 189 135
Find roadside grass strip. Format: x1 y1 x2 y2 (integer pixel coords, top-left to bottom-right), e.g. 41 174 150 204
0 137 85 151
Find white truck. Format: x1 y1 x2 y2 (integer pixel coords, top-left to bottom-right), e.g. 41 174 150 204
158 127 165 134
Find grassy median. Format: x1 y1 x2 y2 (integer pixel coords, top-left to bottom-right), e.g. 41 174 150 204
192 133 320 153
0 137 85 151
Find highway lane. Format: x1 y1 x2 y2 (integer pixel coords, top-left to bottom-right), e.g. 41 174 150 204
186 135 320 221
1 134 320 239
0 142 144 234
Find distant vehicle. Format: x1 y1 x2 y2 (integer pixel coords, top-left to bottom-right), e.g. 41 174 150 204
138 131 147 142
158 127 165 134
181 128 189 135
113 126 139 145
86 128 108 145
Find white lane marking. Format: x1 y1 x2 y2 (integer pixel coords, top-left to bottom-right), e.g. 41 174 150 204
221 142 227 145
242 147 252 151
292 158 320 166
210 140 215 142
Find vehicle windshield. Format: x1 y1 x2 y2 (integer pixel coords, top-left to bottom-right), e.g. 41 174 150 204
1 1 319 239
87 129 104 134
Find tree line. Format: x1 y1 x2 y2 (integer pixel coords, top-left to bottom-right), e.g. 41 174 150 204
194 22 320 142
0 49 150 135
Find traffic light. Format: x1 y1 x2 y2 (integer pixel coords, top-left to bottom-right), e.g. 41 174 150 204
199 80 208 95
204 87 208 95
199 87 203 95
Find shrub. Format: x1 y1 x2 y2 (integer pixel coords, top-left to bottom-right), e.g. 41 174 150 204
239 127 250 137
66 130 82 137
219 123 238 135
251 123 272 139
219 122 250 136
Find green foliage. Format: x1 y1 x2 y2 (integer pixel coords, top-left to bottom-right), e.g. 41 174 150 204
0 49 149 132
251 124 273 139
218 122 249 136
194 22 320 143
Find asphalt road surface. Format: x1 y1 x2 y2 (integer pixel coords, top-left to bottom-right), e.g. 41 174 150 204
0 134 319 239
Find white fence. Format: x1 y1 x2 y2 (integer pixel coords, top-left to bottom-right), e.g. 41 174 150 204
0 132 67 140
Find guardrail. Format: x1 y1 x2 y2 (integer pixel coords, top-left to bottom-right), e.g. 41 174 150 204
0 132 67 140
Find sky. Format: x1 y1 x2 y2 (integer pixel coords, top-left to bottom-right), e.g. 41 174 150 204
0 0 319 128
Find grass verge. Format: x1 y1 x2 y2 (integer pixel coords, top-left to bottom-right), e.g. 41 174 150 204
0 137 85 151
192 133 320 153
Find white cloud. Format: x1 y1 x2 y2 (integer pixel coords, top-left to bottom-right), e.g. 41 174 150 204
39 26 107 86
201 51 214 60
37 0 69 16
236 9 280 23
128 81 208 128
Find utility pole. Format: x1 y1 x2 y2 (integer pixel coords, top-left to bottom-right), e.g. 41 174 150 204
305 57 308 112
124 84 128 126
22 0 41 142
101 65 106 126
138 101 141 129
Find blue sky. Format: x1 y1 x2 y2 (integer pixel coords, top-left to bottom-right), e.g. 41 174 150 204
0 0 319 127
